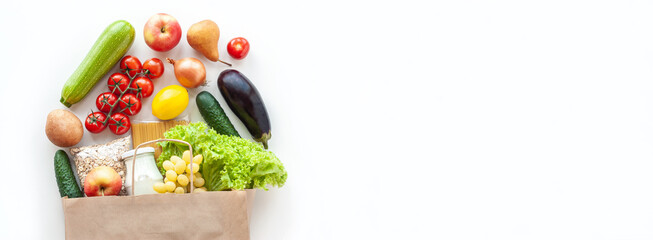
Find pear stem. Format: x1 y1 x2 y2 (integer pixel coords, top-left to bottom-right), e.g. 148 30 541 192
217 59 232 67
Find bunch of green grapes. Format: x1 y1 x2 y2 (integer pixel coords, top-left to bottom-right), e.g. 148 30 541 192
153 150 207 194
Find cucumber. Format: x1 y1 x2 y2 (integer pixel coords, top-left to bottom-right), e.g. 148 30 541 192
54 150 84 198
60 20 135 108
196 91 241 137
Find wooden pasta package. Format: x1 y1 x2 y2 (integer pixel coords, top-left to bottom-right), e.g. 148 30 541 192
130 120 189 158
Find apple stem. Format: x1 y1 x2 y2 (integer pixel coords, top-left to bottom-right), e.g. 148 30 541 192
101 188 105 196
217 59 232 67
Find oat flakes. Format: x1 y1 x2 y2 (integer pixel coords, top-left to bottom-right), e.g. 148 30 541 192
70 136 131 195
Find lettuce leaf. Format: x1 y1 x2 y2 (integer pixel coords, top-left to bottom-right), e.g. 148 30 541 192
157 122 287 191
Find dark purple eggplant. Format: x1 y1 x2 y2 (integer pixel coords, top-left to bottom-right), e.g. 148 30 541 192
218 69 271 149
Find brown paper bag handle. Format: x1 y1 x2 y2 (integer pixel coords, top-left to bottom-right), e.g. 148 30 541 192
131 139 194 195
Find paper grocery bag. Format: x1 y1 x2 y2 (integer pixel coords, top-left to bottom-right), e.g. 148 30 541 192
244 189 256 222
62 190 255 240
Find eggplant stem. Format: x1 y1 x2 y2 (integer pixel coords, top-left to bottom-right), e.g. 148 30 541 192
257 132 271 149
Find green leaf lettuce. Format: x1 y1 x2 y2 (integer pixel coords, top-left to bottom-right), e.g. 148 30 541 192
157 122 287 191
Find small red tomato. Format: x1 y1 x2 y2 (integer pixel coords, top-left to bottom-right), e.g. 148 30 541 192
85 112 107 133
108 112 131 135
143 58 164 79
227 37 250 60
130 77 154 98
108 73 130 94
119 93 142 116
120 55 142 77
95 92 118 113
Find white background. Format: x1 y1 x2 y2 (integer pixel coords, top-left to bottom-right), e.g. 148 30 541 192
2 0 653 239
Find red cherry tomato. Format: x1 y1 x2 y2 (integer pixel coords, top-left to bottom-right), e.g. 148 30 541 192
227 37 250 60
85 112 107 133
119 56 142 77
108 112 131 135
143 58 164 79
108 73 130 94
119 93 142 116
130 77 154 98
95 92 118 113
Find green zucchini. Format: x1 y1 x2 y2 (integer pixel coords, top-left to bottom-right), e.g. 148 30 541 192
60 20 135 107
196 91 241 137
54 150 84 198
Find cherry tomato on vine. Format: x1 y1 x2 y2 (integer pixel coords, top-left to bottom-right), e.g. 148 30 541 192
130 77 154 98
227 37 250 60
120 55 142 77
119 93 142 116
95 92 118 113
85 112 107 133
108 73 130 94
109 112 131 135
143 58 164 79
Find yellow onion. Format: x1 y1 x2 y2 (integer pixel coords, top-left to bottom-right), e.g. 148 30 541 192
166 57 206 88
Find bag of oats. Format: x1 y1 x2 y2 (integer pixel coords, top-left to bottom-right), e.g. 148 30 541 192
69 136 131 195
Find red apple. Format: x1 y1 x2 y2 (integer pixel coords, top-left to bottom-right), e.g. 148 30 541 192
84 166 122 197
143 13 182 52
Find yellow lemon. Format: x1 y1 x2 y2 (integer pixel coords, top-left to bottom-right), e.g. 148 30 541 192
151 85 189 120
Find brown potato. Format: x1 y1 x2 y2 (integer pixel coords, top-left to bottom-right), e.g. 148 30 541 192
45 109 83 147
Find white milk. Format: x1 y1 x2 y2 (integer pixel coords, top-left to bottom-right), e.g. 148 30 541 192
122 147 164 195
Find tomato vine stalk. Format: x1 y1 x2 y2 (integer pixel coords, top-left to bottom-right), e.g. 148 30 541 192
88 67 152 130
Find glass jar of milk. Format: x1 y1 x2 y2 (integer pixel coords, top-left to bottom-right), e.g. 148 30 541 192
121 147 163 195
